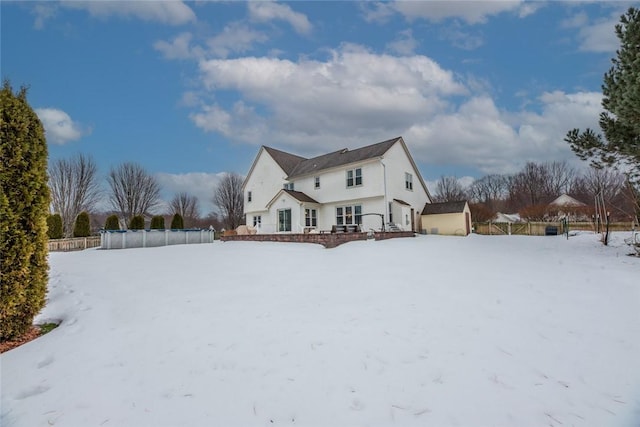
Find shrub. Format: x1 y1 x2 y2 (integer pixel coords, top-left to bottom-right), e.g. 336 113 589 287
0 81 50 341
150 215 165 229
73 211 91 237
129 215 145 230
47 214 63 239
105 214 120 230
170 213 184 229
519 204 550 222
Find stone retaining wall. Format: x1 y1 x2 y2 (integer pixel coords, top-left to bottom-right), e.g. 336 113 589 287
221 231 415 248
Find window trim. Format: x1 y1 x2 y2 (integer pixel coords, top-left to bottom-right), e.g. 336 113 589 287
405 172 413 191
278 208 292 232
305 208 317 227
346 167 363 188
336 204 362 225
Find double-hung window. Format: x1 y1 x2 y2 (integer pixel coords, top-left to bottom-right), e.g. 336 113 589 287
252 215 261 227
336 205 362 225
346 168 362 187
247 191 252 202
283 182 294 191
305 208 317 227
405 173 413 190
314 176 320 189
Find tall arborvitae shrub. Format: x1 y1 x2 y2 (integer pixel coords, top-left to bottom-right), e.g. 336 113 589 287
73 211 91 237
105 214 120 230
129 215 145 230
150 215 165 229
47 214 63 239
0 81 50 341
170 213 184 229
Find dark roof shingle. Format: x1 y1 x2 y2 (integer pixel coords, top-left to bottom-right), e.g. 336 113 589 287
263 146 307 175
283 190 319 204
286 137 401 179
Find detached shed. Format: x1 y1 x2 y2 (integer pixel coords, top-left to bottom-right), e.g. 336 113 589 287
421 200 472 236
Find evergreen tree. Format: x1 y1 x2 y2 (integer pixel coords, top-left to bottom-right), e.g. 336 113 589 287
73 211 91 237
47 214 63 239
104 214 120 230
150 215 165 229
170 213 184 229
129 215 145 230
566 8 640 194
0 81 50 341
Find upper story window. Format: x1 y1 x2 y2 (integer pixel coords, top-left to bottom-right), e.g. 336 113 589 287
346 168 362 188
283 182 294 191
314 176 320 189
405 173 413 190
247 191 252 202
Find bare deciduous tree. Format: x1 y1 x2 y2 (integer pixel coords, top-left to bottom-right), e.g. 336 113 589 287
213 172 244 230
507 161 575 210
169 192 200 228
107 162 161 226
49 153 101 237
433 176 467 203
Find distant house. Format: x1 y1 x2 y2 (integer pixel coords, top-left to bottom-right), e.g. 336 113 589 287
421 200 472 236
548 194 589 221
242 137 432 234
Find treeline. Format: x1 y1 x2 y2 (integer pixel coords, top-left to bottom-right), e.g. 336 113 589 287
432 161 639 223
47 153 244 238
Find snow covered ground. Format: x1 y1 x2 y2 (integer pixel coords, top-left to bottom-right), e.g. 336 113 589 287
2 232 639 427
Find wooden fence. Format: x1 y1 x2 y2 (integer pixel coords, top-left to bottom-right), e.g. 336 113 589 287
473 221 636 236
48 236 101 252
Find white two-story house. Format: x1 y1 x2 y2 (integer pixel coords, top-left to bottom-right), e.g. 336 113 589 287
242 136 432 234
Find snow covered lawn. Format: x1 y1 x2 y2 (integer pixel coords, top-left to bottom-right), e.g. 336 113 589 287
2 233 639 427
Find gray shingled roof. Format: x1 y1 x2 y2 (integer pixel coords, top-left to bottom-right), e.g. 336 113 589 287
421 200 468 215
283 137 401 179
283 190 319 204
263 146 307 175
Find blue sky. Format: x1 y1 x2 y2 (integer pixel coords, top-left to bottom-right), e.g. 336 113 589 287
2 1 629 214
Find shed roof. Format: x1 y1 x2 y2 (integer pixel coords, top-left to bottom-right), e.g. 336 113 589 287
421 200 468 215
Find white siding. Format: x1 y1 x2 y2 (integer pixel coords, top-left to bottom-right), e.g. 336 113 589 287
244 149 289 216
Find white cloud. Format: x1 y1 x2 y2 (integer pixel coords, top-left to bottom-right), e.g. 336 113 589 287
31 4 57 29
156 172 226 216
365 0 530 25
193 45 466 152
248 1 312 34
206 23 269 58
440 26 484 50
35 108 89 145
187 46 601 177
60 0 196 25
576 16 619 53
386 29 418 55
154 32 204 60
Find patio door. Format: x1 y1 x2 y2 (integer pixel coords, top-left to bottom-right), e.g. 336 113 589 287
278 209 292 232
